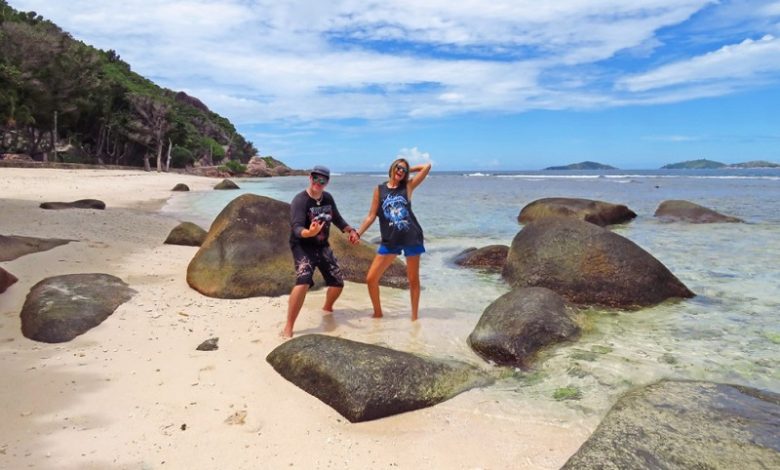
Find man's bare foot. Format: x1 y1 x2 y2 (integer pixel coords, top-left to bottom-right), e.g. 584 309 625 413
372 312 383 318
411 313 418 321
280 328 293 339
321 307 334 316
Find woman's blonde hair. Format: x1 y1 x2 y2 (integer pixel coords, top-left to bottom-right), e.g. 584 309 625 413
388 158 410 186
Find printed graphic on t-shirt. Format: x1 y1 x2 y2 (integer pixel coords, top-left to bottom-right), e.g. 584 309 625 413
309 205 333 242
382 194 410 231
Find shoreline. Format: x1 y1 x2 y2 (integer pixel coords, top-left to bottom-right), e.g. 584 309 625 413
0 167 592 469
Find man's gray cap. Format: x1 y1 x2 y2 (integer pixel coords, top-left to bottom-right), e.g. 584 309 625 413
311 165 330 178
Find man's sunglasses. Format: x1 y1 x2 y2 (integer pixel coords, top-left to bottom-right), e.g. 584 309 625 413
312 174 329 185
395 166 409 174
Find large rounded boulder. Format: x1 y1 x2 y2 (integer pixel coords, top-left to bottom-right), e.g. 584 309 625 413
502 218 694 308
20 274 136 343
267 334 493 422
654 200 743 223
187 194 294 298
187 194 408 298
518 198 636 227
468 287 580 367
562 380 780 469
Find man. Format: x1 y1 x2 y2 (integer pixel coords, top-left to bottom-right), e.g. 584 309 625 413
283 165 360 338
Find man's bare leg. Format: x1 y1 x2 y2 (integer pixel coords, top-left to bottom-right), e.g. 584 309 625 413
322 286 343 313
283 284 309 338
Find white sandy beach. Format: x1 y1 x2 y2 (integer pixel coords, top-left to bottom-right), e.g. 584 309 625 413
0 168 593 469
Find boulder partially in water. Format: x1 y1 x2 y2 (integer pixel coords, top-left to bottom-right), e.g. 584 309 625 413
518 198 636 227
453 245 508 272
654 200 743 223
502 218 694 308
562 380 780 469
213 179 240 190
468 287 579 367
267 334 493 422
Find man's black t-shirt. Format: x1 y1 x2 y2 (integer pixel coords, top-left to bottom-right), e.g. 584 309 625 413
289 190 349 248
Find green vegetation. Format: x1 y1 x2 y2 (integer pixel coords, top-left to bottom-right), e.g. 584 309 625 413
0 1 257 168
661 159 726 169
545 161 617 170
219 159 247 175
552 386 582 401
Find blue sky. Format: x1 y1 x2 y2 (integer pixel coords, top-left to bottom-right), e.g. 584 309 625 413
9 0 780 170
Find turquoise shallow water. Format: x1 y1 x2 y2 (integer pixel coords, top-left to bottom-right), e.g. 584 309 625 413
164 169 780 418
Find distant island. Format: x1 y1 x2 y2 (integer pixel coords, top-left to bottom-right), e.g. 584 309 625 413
661 159 726 169
728 160 780 168
661 159 780 169
545 161 617 170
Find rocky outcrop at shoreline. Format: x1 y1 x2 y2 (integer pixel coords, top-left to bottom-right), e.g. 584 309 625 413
518 197 637 227
502 217 694 308
654 199 744 223
563 380 780 469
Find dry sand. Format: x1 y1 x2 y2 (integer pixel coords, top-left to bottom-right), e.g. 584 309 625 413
0 168 593 469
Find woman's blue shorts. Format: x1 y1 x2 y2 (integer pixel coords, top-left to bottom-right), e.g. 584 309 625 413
377 244 426 257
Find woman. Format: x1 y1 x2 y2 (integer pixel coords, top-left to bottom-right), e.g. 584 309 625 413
357 159 431 320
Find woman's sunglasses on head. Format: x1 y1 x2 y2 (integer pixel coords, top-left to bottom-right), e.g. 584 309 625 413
312 174 329 185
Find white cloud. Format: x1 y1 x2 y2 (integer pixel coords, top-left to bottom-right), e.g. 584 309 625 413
619 34 780 92
6 0 777 124
396 147 434 165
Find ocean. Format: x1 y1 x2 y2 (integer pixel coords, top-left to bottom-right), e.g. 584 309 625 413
163 169 780 421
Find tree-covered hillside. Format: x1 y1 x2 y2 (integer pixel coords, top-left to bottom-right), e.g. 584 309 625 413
0 1 257 170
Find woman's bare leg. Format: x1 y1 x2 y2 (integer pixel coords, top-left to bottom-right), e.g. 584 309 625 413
406 255 421 321
365 254 397 318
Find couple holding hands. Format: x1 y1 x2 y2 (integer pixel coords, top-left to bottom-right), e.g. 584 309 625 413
283 159 432 338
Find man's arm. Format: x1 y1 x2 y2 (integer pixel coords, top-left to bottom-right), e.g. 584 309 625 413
290 194 309 238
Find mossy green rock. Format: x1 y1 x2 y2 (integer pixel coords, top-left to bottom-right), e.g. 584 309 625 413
20 273 136 343
468 287 579 367
164 222 208 246
502 218 694 308
654 200 743 223
187 194 407 298
267 334 494 422
518 198 636 227
562 380 780 469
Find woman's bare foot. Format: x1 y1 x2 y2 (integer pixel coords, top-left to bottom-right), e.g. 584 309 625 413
372 312 383 318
